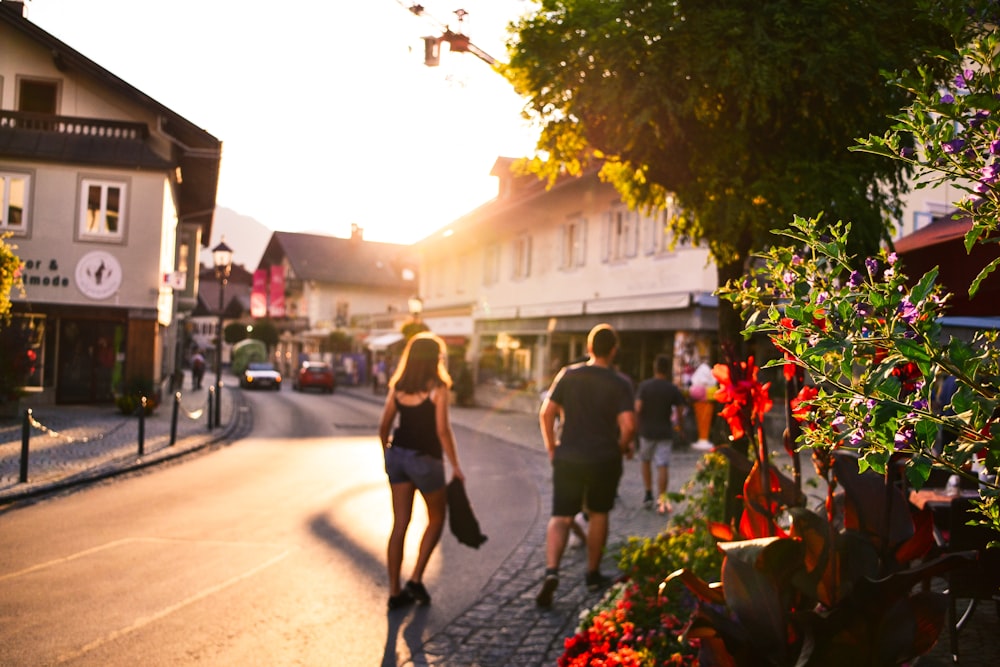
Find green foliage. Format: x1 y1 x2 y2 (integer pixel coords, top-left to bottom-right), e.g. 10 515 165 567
325 330 353 353
248 319 279 348
223 322 248 346
504 0 966 343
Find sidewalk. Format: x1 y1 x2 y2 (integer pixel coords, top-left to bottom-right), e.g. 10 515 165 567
0 379 246 506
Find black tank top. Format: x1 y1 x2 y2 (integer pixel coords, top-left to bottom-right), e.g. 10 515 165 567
391 393 442 459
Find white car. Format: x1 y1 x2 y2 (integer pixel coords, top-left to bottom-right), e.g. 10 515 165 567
241 362 282 391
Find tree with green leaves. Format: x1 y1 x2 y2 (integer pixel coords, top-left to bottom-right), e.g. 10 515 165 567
502 0 963 346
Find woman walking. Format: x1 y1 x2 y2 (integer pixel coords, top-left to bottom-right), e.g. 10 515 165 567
378 332 464 609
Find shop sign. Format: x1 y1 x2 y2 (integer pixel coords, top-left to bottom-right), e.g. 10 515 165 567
20 258 71 288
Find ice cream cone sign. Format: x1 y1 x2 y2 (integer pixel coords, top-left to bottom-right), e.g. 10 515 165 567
689 363 717 450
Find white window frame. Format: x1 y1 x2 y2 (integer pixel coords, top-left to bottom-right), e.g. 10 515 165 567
79 178 127 242
561 216 587 270
0 170 31 234
512 234 532 280
603 204 639 262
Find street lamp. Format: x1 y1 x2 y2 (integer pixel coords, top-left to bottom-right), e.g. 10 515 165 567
212 239 233 428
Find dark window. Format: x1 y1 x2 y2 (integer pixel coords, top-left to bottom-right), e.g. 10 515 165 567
19 79 58 113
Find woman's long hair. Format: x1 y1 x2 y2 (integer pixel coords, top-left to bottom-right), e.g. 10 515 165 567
389 332 452 393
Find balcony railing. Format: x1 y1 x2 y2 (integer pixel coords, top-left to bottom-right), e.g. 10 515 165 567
0 110 148 140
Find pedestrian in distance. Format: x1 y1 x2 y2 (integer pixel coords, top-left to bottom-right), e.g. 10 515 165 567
536 323 636 607
377 332 464 610
635 353 686 514
190 350 206 390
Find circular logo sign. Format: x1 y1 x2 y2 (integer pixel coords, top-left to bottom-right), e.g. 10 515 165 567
75 251 123 300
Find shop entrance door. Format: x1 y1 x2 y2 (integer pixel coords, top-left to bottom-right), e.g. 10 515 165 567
56 319 124 404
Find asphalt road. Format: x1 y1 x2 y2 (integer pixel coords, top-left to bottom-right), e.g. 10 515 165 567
0 388 540 666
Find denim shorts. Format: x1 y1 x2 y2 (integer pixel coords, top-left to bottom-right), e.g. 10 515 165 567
384 446 446 495
638 437 672 467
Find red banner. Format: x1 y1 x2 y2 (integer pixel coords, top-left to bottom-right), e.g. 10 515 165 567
269 265 285 318
251 269 267 318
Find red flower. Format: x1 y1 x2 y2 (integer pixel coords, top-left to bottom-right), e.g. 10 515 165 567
791 385 819 423
713 357 773 441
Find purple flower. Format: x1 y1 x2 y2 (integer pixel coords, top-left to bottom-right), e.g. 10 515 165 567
990 139 1000 155
943 138 966 154
895 424 915 450
941 92 956 104
865 257 880 276
856 302 873 317
887 252 898 265
816 291 828 305
782 271 797 285
982 164 1000 181
898 296 919 324
849 270 864 287
914 398 929 411
791 254 803 265
900 146 916 159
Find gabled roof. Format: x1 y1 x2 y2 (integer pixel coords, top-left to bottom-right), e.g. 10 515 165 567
0 2 221 237
259 231 417 289
893 213 969 253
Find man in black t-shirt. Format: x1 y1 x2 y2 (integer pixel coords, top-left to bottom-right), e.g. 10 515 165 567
635 354 686 514
536 323 636 607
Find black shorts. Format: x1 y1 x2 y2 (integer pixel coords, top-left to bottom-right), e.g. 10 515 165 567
551 458 623 517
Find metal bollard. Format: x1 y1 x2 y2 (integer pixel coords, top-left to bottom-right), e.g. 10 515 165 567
138 396 146 456
19 408 31 483
207 386 215 430
170 392 180 445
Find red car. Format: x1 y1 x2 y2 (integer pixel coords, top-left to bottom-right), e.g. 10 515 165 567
294 361 336 393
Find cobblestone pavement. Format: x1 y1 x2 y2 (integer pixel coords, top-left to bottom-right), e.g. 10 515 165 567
2 380 996 665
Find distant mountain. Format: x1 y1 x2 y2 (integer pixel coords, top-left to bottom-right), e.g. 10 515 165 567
199 207 273 271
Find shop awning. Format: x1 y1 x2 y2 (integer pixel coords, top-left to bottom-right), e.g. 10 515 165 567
367 332 404 351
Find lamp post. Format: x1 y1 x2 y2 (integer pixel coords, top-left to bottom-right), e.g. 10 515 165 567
212 240 233 428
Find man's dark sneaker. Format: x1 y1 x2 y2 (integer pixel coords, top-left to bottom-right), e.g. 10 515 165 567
536 574 559 608
585 571 611 593
406 580 431 606
388 588 415 610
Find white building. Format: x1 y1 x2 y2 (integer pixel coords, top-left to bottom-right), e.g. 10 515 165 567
1 1 221 405
415 158 719 392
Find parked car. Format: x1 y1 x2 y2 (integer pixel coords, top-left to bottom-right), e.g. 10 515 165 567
295 361 336 393
241 362 282 391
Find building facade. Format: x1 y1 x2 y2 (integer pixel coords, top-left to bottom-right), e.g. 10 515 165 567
253 226 418 379
0 1 221 405
415 158 719 393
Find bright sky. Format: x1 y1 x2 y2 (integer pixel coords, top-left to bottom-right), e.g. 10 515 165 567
24 0 540 244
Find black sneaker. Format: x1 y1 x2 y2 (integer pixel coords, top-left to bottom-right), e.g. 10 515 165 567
535 574 559 608
388 588 415 610
585 571 611 593
405 580 431 606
